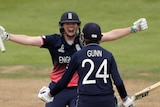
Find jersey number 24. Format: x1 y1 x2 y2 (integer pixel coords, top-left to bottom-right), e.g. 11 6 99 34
82 59 109 85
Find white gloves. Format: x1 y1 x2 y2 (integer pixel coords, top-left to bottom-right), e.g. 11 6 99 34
38 86 54 103
122 96 135 107
131 18 148 33
0 26 9 40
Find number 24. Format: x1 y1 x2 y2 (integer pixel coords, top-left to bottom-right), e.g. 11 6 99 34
82 59 109 85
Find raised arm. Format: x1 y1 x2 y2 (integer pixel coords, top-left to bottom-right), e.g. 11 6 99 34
0 26 42 47
38 53 78 103
9 34 42 47
101 18 148 42
101 27 131 42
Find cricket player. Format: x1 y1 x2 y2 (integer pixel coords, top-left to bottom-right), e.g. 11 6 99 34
38 22 135 107
0 11 147 107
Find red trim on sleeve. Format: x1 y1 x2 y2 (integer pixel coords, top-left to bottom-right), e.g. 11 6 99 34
40 36 44 46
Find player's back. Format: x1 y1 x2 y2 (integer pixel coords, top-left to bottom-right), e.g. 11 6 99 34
74 43 115 96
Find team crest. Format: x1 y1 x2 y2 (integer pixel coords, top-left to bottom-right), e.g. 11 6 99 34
58 44 65 53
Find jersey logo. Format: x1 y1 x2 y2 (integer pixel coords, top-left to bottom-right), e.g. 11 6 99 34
68 13 73 19
58 44 65 53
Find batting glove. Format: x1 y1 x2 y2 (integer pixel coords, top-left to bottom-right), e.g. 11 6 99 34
122 96 135 107
131 18 148 33
0 26 9 40
38 86 54 103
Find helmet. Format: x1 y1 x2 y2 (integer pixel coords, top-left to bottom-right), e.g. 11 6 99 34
59 11 81 26
82 22 103 42
59 11 81 34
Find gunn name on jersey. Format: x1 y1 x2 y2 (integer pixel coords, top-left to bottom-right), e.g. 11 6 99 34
87 50 102 57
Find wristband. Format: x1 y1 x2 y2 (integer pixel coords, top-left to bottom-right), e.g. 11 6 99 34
5 33 10 40
130 26 137 33
122 96 128 101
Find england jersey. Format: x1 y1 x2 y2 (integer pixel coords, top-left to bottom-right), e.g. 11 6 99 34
50 43 127 98
41 34 82 87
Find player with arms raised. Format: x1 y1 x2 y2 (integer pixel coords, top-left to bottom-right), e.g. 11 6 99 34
38 22 135 107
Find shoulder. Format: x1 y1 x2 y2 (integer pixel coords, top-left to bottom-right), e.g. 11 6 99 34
42 34 63 43
96 46 114 58
41 34 64 47
71 47 87 60
43 34 61 39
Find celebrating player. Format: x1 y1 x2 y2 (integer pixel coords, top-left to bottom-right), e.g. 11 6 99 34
38 22 135 107
0 11 147 107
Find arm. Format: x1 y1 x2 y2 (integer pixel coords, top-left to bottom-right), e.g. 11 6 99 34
9 34 42 47
101 27 131 42
101 18 148 42
38 53 78 102
111 56 135 107
0 26 42 47
38 67 75 103
50 54 78 96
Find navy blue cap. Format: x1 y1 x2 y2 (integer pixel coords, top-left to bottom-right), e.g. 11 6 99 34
82 23 102 41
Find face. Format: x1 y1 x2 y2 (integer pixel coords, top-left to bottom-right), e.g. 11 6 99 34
63 22 78 38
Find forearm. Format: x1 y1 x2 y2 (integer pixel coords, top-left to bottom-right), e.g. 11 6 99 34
9 34 42 47
116 82 128 99
101 27 132 42
101 18 148 42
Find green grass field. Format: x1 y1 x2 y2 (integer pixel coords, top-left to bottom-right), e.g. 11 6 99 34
0 0 160 82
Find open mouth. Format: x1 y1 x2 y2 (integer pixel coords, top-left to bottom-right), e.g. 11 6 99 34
68 29 74 33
